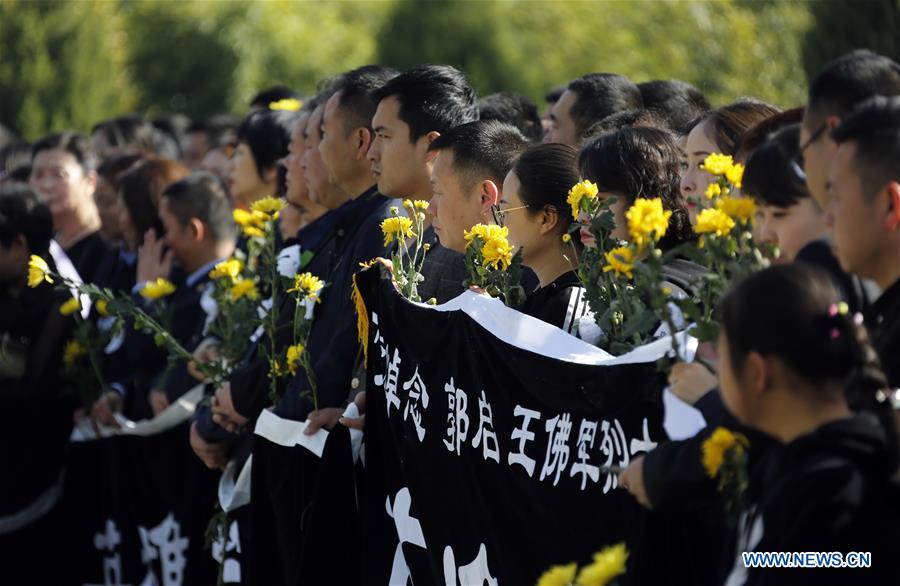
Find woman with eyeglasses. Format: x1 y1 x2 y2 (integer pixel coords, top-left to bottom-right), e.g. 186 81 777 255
497 143 590 335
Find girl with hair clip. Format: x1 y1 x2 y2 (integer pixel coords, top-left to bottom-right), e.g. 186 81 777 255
717 264 900 585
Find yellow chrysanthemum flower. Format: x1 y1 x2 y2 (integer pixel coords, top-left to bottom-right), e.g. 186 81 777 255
268 98 302 112
140 278 176 300
562 233 572 243
702 153 734 176
230 278 259 302
96 299 109 317
380 216 415 247
626 198 671 250
27 255 53 288
464 224 513 270
413 200 429 212
243 226 265 239
715 196 756 224
288 272 325 302
576 543 629 586
210 258 243 281
537 562 577 586
602 246 636 279
705 183 722 200
251 196 288 218
567 180 599 218
694 208 736 238
726 162 744 189
59 296 81 316
702 427 749 478
63 339 86 366
286 343 304 376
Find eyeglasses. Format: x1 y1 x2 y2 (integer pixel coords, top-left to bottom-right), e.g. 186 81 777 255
800 123 827 153
491 203 530 227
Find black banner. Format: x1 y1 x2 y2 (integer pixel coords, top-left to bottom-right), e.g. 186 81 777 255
358 266 674 585
58 406 219 585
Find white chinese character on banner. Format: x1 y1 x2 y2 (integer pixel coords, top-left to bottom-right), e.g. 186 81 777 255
539 413 573 486
442 378 469 455
386 487 428 586
507 405 541 477
372 312 387 359
88 519 126 586
374 347 402 417
402 366 430 441
599 419 630 493
137 513 189 586
442 543 499 586
471 390 500 464
629 417 659 455
570 419 600 490
211 517 242 585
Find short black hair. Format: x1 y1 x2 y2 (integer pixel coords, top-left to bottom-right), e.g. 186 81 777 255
236 109 299 180
638 79 711 135
0 184 53 256
583 109 668 139
579 126 693 250
161 172 235 242
544 85 566 105
32 131 98 174
249 85 300 109
567 73 643 140
743 124 810 208
331 65 399 134
90 116 155 153
831 94 900 197
478 92 543 143
733 108 803 164
428 120 529 191
370 64 479 142
807 50 900 126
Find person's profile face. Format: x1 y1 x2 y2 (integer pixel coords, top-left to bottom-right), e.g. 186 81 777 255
543 90 579 147
158 197 190 264
94 176 123 241
302 105 338 207
826 142 881 279
799 117 837 210
429 150 484 253
284 114 310 207
228 142 266 206
680 122 720 223
368 96 422 198
184 131 211 171
319 92 352 191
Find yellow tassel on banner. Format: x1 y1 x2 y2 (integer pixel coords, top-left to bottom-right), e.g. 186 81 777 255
351 272 370 367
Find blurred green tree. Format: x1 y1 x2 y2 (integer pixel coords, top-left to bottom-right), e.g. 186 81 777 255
802 0 899 80
0 0 133 139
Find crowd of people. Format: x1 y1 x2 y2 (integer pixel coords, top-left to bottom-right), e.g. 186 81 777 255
1 47 899 585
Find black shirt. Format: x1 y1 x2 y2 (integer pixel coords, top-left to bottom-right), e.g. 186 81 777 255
796 238 871 314
732 415 900 586
864 278 900 388
64 230 109 284
519 271 590 335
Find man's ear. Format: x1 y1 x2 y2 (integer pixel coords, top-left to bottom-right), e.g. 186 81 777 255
355 127 373 161
422 131 441 163
262 165 278 186
188 218 207 241
480 179 500 214
825 115 841 131
744 351 770 397
885 181 900 231
85 170 98 194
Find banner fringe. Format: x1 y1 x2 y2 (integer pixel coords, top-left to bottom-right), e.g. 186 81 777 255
351 271 369 367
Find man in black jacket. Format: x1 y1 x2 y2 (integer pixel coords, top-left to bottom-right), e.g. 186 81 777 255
828 96 900 388
0 185 76 582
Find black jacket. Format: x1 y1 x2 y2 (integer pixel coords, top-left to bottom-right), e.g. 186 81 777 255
733 414 900 585
864 278 900 388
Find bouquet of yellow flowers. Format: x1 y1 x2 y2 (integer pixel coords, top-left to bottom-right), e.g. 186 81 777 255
668 154 767 344
568 180 675 354
381 199 432 303
536 542 628 586
57 294 110 406
28 256 219 385
463 223 525 307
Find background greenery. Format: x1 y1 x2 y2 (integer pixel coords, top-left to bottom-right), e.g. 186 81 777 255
1 0 897 140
